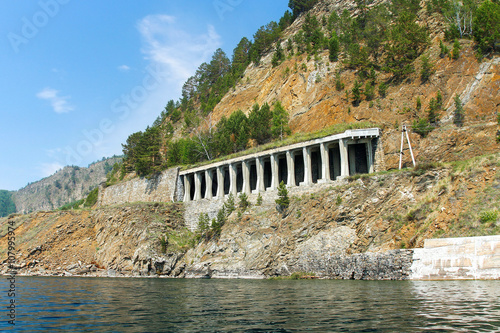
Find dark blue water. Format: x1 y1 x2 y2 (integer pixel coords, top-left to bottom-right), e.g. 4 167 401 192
1 277 499 332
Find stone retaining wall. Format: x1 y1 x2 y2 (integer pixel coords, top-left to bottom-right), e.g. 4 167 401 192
98 168 179 207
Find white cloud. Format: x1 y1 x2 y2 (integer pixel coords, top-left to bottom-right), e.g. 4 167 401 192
40 162 64 177
118 65 130 71
36 87 74 113
137 15 221 85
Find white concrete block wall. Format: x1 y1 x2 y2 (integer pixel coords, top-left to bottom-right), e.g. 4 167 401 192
411 235 500 280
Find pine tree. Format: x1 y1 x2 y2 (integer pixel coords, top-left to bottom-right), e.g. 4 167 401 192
453 94 464 127
271 101 291 140
275 181 290 215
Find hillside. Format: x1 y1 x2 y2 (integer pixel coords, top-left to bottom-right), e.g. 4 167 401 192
12 157 122 214
1 153 499 278
1 0 499 279
117 0 499 180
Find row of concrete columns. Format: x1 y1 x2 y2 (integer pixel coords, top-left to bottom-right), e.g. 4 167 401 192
183 138 374 202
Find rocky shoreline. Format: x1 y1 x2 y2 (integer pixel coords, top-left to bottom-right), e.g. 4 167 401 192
1 249 414 280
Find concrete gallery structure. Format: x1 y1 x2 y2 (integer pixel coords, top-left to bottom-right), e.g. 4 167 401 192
179 128 380 202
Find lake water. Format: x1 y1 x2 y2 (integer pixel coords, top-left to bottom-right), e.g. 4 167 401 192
1 277 499 332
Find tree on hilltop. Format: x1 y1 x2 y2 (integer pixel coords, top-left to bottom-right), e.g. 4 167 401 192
288 0 319 19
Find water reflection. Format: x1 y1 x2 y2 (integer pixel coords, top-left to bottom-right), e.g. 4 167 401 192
0 277 498 332
411 281 500 332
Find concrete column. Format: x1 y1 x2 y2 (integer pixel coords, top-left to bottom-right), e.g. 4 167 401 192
366 139 374 173
183 175 191 202
205 170 213 199
339 139 349 177
320 143 331 182
286 150 295 187
303 147 312 185
216 166 224 198
229 163 237 196
270 154 278 190
194 172 202 201
256 157 265 193
242 161 251 194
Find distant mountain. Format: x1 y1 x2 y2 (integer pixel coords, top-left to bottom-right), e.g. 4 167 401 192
11 157 122 214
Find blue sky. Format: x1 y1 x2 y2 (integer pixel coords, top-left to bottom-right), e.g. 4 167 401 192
0 0 289 191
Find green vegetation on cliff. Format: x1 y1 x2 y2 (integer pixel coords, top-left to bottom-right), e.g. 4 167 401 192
0 190 16 217
118 0 499 180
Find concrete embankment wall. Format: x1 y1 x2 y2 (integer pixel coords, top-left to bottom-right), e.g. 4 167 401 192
98 168 180 207
410 235 500 280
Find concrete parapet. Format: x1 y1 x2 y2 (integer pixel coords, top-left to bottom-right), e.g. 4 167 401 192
410 235 500 280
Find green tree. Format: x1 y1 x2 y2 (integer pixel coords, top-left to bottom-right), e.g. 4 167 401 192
250 22 280 63
378 82 388 97
328 32 340 62
197 213 210 233
427 97 440 125
473 0 500 55
272 41 285 67
215 110 249 154
420 55 435 82
275 181 290 214
224 193 236 215
238 193 250 211
384 12 429 80
288 0 319 18
453 94 465 127
271 101 291 140
364 81 375 101
84 187 99 207
248 103 273 144
351 80 362 105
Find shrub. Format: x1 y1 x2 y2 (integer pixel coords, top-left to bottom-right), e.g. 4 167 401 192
479 210 498 224
413 118 432 137
439 40 449 58
256 193 263 206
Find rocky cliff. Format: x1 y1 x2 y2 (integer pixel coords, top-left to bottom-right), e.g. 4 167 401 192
208 3 499 170
12 157 121 214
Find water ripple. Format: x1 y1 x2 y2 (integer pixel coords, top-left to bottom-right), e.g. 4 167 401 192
0 278 499 332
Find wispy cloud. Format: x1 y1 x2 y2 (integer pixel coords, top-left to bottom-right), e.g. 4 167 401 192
36 87 74 113
39 162 64 177
118 65 130 72
137 15 221 85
